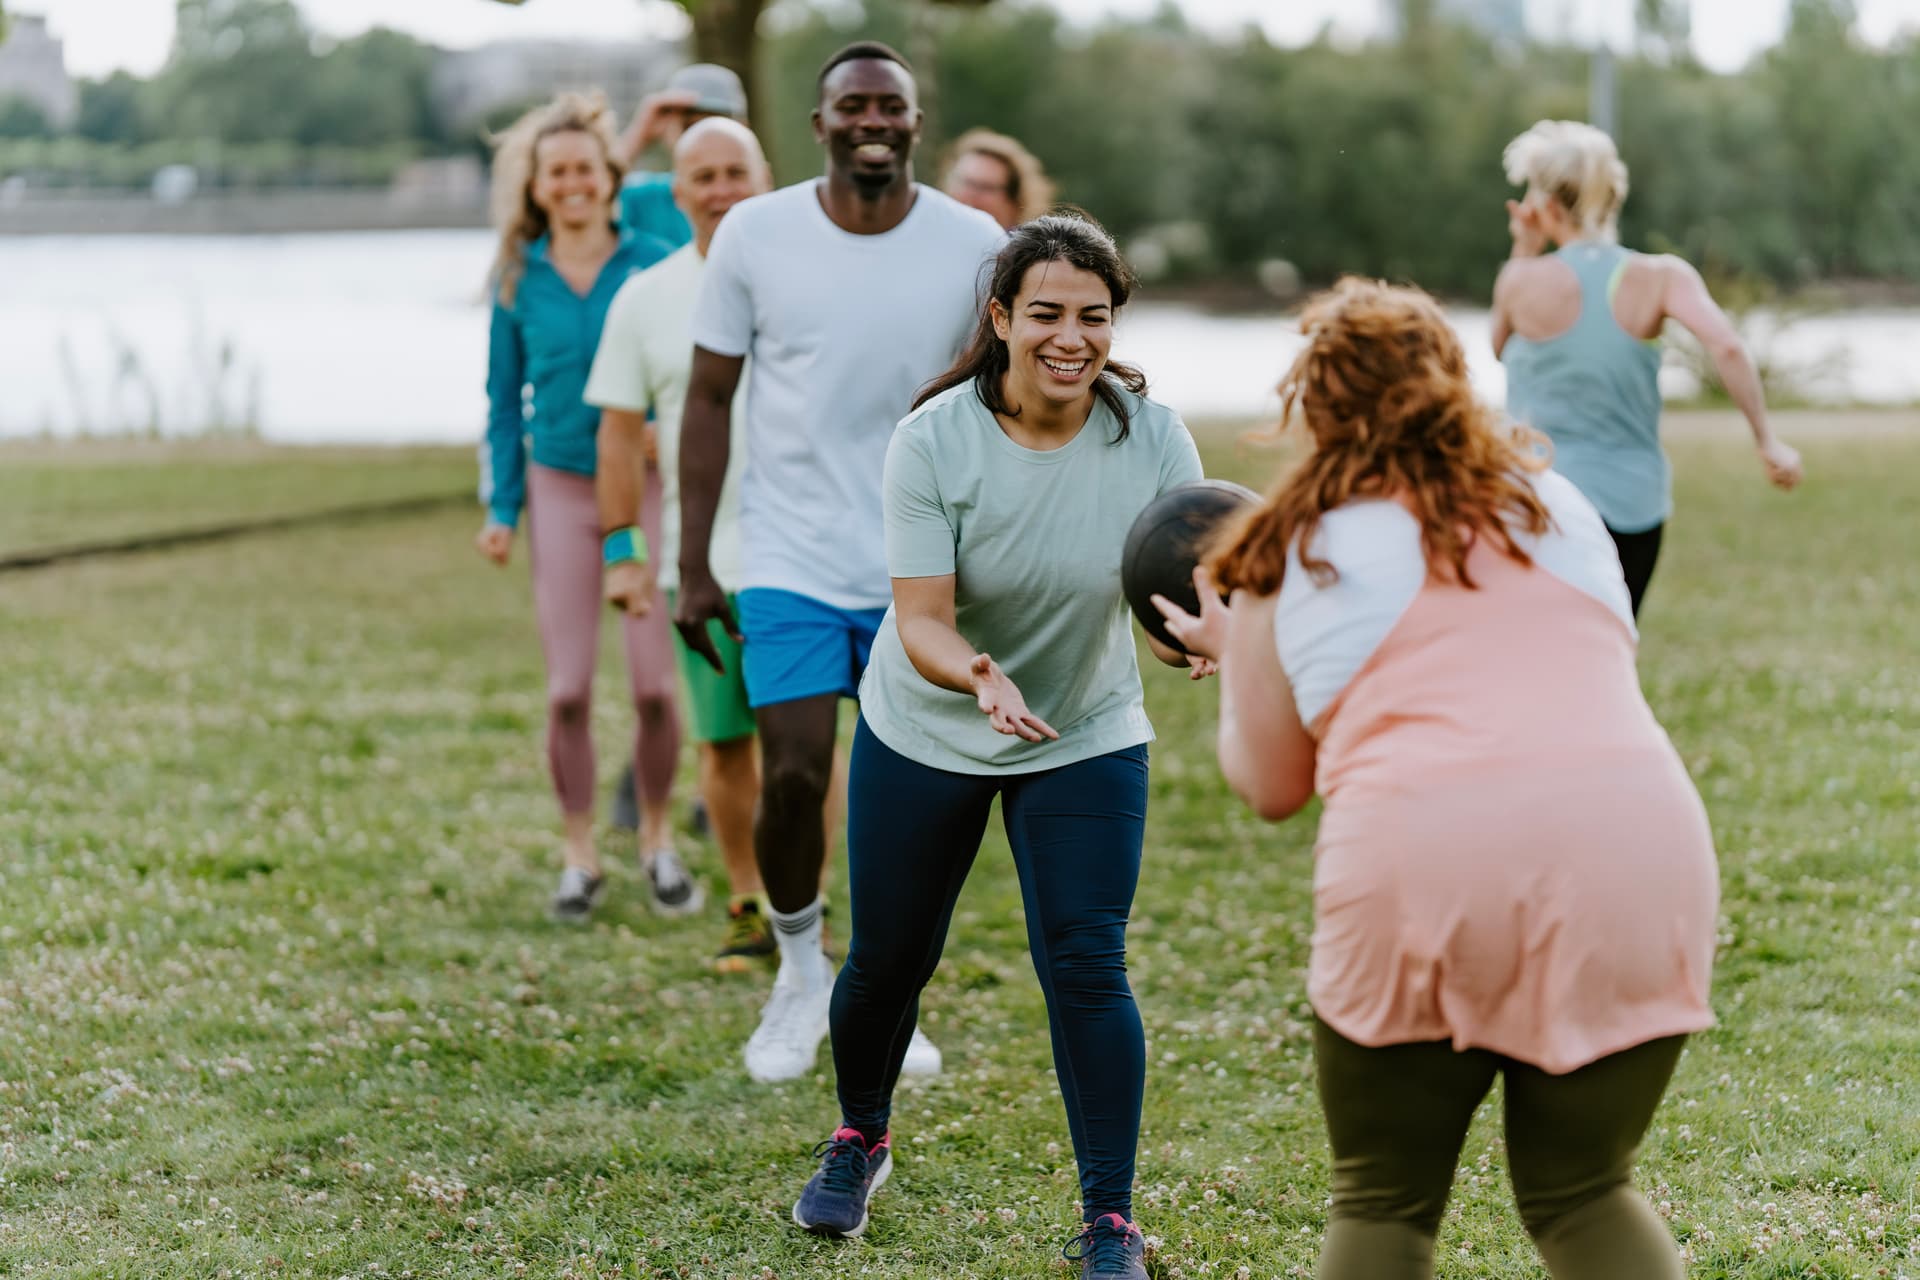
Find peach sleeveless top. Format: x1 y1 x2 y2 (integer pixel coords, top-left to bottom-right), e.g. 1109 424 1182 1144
1277 470 1716 1073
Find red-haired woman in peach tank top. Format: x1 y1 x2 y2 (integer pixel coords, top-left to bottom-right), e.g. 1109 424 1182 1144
1154 278 1717 1280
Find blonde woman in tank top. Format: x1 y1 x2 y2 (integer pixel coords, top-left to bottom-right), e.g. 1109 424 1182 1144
1493 119 1802 614
1156 278 1718 1280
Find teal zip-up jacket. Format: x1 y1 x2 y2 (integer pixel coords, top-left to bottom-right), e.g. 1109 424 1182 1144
484 229 673 529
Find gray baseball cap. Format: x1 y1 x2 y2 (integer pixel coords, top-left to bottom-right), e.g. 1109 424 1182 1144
667 63 748 119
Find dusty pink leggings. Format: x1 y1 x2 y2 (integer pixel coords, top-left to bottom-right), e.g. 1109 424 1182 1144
526 462 680 821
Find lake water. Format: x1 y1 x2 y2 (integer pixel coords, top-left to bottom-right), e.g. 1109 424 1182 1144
5 230 1918 442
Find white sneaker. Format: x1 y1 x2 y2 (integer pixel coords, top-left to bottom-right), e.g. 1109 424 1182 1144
643 847 704 917
744 958 833 1083
900 1024 943 1076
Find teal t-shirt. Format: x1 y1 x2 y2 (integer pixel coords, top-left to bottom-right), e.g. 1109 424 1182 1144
858 381 1204 775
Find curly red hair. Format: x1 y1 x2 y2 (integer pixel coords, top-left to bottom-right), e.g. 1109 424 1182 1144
1208 278 1553 595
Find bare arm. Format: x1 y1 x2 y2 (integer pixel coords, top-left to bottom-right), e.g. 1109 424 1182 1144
1216 590 1316 820
677 346 744 590
614 88 698 167
1490 261 1518 359
1660 257 1803 488
1492 198 1551 360
672 346 746 668
596 408 657 616
595 408 649 534
1659 258 1767 440
893 574 1057 742
891 574 977 694
1144 632 1201 670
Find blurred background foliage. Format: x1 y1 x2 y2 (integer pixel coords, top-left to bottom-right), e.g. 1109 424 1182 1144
3 0 1917 295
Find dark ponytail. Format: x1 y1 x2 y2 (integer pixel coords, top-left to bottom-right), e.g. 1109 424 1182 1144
915 210 1148 441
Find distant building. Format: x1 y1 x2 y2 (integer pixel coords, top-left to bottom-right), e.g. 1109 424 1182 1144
1388 0 1679 48
0 13 77 129
1442 0 1527 39
432 38 682 132
1386 0 1526 40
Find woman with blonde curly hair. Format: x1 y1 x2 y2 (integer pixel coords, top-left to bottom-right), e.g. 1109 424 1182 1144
942 128 1056 230
475 92 689 921
1494 118 1802 615
1156 278 1717 1280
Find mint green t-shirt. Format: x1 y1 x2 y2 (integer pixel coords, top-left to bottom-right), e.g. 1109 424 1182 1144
858 381 1204 775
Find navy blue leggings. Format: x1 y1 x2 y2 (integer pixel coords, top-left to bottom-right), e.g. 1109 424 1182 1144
830 717 1149 1222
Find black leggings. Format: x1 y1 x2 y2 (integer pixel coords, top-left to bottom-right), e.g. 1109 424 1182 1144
829 718 1149 1221
1313 1020 1687 1280
1606 522 1664 617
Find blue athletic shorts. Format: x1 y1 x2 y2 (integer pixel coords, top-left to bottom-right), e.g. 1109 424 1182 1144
736 587 889 709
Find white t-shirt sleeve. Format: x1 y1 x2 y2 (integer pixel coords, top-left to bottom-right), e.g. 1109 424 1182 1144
583 278 653 413
882 427 956 579
1156 415 1204 493
690 212 753 359
1273 502 1427 730
1519 470 1638 637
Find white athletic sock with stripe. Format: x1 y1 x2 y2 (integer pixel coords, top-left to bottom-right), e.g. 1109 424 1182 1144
769 898 827 984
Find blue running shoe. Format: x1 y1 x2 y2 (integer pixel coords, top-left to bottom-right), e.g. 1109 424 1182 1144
791 1127 891 1238
1062 1213 1147 1280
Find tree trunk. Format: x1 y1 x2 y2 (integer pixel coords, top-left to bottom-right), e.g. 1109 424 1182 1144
687 0 771 143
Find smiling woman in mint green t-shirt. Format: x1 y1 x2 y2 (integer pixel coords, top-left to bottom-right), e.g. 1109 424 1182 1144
788 213 1201 1277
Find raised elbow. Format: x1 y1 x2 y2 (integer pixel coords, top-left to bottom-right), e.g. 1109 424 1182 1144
1221 751 1314 822
1709 338 1749 366
1244 778 1314 822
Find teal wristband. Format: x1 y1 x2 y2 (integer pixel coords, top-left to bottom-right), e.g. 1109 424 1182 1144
602 526 648 567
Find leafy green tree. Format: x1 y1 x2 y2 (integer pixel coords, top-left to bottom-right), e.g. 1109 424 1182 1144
156 0 318 142
298 27 443 148
75 72 157 144
0 94 52 138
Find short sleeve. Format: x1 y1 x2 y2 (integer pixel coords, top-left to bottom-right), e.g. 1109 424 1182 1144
882 429 956 578
583 278 655 413
1156 415 1205 494
1273 503 1426 729
690 211 753 359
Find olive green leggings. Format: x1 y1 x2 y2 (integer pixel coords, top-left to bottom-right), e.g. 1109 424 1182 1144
1313 1019 1687 1280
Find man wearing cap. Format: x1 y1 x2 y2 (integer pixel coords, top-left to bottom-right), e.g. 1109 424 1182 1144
604 60 753 838
616 63 751 248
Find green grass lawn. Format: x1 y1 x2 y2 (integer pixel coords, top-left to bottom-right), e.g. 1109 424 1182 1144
0 443 474 556
0 426 1916 1279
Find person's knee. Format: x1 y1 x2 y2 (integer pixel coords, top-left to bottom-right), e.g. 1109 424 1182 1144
1037 923 1130 999
705 736 756 776
761 745 832 815
547 686 591 728
1328 1174 1451 1239
1515 1171 1632 1242
1522 1182 1683 1279
633 687 675 728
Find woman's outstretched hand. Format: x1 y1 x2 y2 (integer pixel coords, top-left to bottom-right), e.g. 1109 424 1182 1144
1151 566 1232 672
970 653 1059 742
1758 436 1804 490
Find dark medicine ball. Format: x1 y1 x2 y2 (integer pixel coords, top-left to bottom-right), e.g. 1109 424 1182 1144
1123 479 1261 652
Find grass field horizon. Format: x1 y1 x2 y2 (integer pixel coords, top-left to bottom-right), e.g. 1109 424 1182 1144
1 419 1916 1278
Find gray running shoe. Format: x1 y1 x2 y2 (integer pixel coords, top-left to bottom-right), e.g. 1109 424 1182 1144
644 848 704 917
550 866 605 922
